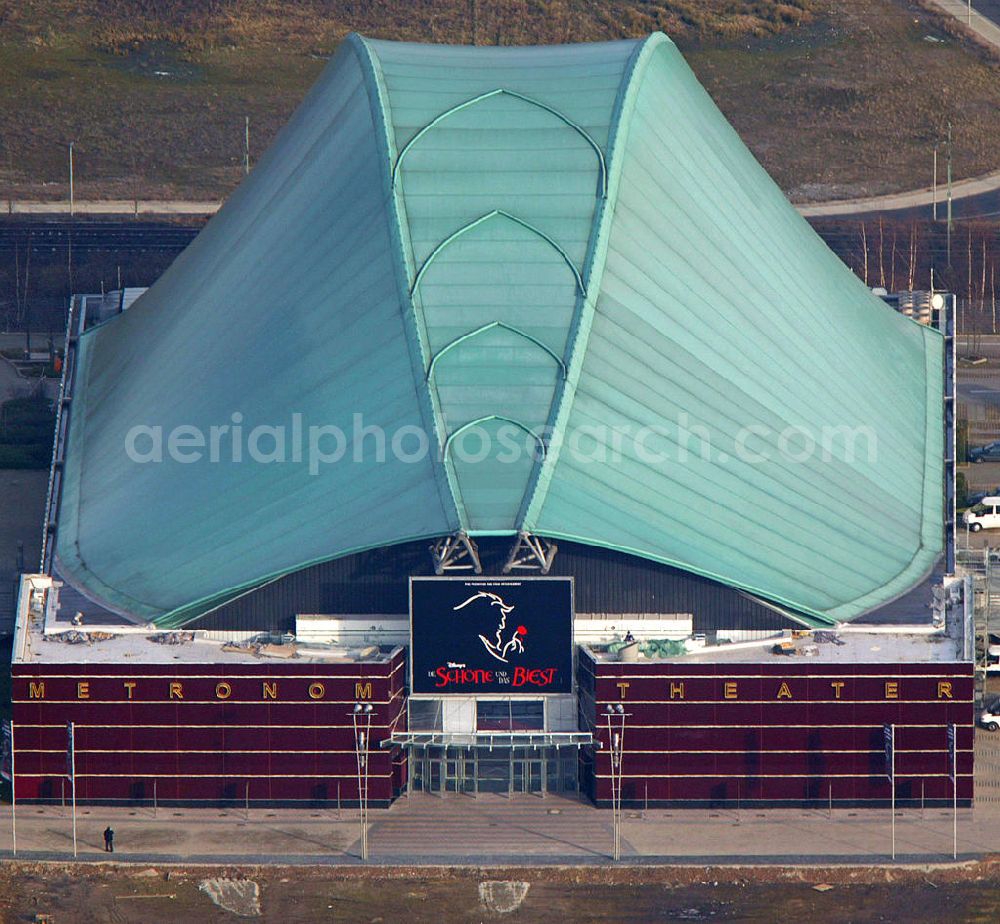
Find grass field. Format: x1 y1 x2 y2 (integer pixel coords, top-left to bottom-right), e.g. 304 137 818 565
0 0 998 201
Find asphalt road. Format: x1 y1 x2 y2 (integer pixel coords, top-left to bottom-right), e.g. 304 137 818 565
959 335 1000 359
959 381 1000 407
974 0 1000 27
800 181 1000 223
940 0 1000 46
847 190 1000 223
961 460 1000 492
4 199 219 216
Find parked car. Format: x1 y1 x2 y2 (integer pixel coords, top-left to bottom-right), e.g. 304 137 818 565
970 441 1000 463
963 496 1000 531
966 489 1000 507
980 699 1000 731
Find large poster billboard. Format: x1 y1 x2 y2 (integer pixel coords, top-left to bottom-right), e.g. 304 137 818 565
410 577 573 695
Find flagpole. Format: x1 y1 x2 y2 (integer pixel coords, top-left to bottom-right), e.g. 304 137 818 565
951 723 958 860
10 722 16 857
69 722 77 858
884 723 895 861
891 727 896 861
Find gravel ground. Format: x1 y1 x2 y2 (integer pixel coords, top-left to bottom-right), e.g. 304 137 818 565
2 861 1000 923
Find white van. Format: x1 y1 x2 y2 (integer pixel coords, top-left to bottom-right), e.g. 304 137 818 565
963 496 1000 532
981 700 1000 731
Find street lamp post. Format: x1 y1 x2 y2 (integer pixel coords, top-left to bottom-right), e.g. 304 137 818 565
68 142 75 217
947 121 953 267
933 144 938 222
351 702 374 860
67 721 77 858
604 703 628 861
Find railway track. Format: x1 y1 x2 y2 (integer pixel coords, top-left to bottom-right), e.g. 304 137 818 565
0 218 202 254
0 216 991 273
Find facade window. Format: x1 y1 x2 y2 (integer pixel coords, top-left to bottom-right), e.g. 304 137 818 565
408 699 443 731
476 699 544 732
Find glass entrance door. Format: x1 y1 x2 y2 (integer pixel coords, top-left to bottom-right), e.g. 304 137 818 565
445 752 475 793
477 754 510 794
513 757 543 794
411 746 445 793
427 752 443 792
410 746 578 795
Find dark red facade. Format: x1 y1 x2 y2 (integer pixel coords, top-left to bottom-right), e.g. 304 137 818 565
9 647 976 808
579 651 975 807
10 651 407 806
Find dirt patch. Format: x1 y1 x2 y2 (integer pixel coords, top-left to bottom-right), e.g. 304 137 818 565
101 40 204 82
0 861 1000 923
199 878 261 917
479 880 530 913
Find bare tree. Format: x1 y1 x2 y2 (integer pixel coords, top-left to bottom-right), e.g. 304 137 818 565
993 261 997 335
967 225 973 306
860 222 869 285
982 237 988 313
21 234 30 322
21 233 31 355
907 223 917 291
889 226 897 291
878 217 885 289
13 235 21 326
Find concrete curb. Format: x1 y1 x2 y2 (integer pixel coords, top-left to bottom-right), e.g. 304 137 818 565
928 0 1000 51
0 851 988 868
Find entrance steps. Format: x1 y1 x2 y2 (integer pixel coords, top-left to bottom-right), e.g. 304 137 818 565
371 792 619 858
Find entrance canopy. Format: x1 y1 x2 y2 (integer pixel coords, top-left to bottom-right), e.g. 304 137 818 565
384 732 593 749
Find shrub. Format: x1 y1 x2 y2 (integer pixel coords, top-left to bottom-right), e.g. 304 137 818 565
956 470 969 508
0 397 55 469
0 444 52 469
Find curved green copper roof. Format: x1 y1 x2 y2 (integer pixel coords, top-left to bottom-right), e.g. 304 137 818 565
53 33 942 628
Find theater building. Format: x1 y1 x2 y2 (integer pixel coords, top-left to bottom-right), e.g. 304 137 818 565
6 32 971 807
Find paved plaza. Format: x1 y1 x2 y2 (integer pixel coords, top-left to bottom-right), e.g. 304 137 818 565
1 736 998 866
0 793 989 866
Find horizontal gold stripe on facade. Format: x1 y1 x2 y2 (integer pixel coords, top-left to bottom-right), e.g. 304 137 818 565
11 723 405 730
11 699 401 706
592 772 974 780
590 748 975 756
593 699 970 706
10 721 972 731
15 746 974 757
15 748 395 755
579 665 970 680
11 772 393 780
